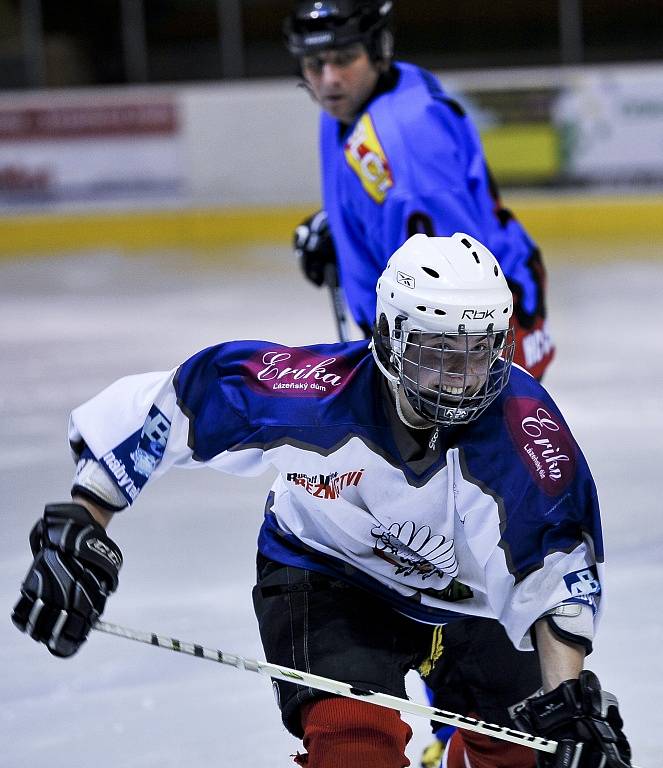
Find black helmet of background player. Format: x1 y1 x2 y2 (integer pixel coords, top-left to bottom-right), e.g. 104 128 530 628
284 1 394 62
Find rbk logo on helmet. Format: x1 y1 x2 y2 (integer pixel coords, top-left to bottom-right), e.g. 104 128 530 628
462 309 495 320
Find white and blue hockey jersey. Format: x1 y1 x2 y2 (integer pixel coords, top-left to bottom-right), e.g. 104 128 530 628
320 63 553 377
68 339 602 650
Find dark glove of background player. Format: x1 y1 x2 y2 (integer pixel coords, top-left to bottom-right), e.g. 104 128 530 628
12 503 122 658
511 670 632 768
293 209 337 287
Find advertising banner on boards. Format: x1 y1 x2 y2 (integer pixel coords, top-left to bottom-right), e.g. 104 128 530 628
0 96 183 205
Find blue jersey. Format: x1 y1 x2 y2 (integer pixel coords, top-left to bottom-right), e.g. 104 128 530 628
69 339 602 650
320 63 553 376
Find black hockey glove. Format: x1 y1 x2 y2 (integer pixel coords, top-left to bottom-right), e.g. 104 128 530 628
12 503 122 658
293 209 337 287
511 670 631 768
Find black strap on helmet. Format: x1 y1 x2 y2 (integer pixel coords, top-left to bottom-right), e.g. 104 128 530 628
371 311 408 372
284 0 393 60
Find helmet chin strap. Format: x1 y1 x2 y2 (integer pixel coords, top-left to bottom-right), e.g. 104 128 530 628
370 339 434 431
393 382 432 430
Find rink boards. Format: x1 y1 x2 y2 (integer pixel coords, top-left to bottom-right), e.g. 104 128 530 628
0 192 662 258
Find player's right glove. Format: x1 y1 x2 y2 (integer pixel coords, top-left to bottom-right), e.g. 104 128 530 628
510 670 631 768
12 503 122 658
293 209 337 287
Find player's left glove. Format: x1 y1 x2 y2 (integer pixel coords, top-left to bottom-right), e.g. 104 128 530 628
12 503 122 658
510 670 632 768
293 209 337 287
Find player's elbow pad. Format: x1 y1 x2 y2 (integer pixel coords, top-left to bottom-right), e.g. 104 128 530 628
540 602 595 654
71 457 128 511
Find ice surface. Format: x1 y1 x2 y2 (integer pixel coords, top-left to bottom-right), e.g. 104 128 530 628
1 243 661 767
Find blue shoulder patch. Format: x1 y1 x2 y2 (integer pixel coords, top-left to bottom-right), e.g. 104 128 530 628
457 370 603 582
173 339 381 462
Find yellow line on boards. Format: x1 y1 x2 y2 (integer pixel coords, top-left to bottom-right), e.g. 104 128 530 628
508 194 663 242
0 207 312 258
0 196 661 258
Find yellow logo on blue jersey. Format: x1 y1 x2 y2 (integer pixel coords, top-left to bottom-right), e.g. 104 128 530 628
344 114 394 204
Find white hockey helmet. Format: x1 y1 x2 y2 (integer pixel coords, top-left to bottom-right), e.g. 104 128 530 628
372 232 515 426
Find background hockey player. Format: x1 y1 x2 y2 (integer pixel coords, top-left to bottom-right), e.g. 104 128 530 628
286 0 553 380
12 233 630 768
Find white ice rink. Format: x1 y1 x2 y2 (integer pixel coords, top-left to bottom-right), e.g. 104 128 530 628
1 243 661 767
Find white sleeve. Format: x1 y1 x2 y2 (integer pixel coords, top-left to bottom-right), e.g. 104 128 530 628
67 367 267 507
69 369 178 463
496 543 603 651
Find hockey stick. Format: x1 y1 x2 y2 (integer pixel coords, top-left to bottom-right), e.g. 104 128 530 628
93 619 556 755
324 262 350 343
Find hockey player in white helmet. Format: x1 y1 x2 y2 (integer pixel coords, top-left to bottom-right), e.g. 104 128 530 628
372 234 525 768
13 234 630 768
371 232 515 430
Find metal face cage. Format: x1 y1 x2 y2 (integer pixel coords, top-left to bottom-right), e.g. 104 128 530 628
391 324 515 426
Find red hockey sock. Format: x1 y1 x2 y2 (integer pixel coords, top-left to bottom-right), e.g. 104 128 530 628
294 697 413 768
445 728 536 768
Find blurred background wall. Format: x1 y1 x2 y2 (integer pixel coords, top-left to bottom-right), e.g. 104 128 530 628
3 0 662 87
0 0 661 254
